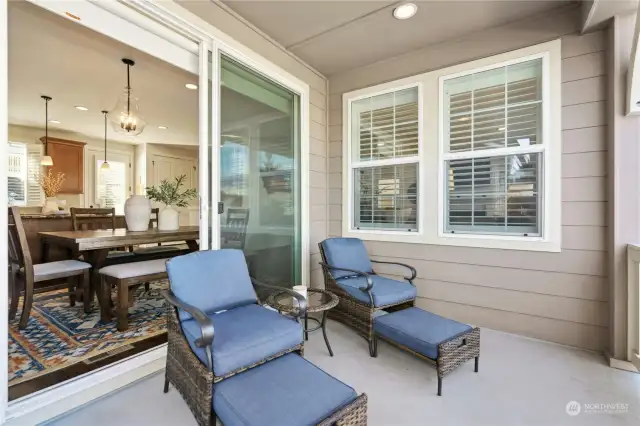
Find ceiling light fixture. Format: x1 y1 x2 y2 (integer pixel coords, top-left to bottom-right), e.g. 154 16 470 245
75 106 88 111
109 58 146 136
393 3 418 20
49 120 60 124
101 110 110 172
41 95 54 166
158 126 168 130
185 83 198 90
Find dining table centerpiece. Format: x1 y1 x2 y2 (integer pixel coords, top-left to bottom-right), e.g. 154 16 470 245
38 170 65 214
145 174 196 231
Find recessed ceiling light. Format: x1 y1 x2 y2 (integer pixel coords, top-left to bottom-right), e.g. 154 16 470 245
158 126 168 130
49 120 60 124
393 3 418 20
75 106 88 111
185 83 198 90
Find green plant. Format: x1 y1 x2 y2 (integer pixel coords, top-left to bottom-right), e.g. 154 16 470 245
145 175 196 208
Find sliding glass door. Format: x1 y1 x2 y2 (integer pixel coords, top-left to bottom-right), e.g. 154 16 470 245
218 55 301 288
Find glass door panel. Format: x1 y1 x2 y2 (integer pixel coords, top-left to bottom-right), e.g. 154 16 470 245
219 55 301 288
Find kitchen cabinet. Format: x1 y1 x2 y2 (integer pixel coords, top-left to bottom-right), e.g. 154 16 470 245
41 137 86 194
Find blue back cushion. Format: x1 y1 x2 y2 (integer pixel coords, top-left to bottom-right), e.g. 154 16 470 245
166 249 257 321
321 238 373 279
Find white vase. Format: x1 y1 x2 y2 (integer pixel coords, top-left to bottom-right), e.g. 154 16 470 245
158 205 180 231
42 197 58 215
124 195 151 231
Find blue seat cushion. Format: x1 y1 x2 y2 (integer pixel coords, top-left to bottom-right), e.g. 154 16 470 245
167 249 257 321
336 275 417 307
213 353 357 426
321 238 373 280
181 304 303 377
373 307 472 359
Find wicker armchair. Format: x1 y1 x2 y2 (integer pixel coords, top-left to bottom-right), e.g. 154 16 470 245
162 249 307 426
319 238 417 356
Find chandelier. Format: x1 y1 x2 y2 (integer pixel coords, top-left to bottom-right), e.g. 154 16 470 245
109 58 146 136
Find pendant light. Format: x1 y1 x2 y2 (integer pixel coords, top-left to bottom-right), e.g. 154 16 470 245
109 58 146 136
100 110 110 172
41 95 53 166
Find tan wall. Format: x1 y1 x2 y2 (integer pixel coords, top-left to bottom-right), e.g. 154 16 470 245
173 1 329 288
327 6 609 351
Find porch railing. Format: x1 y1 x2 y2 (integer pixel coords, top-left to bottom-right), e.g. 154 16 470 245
626 244 640 370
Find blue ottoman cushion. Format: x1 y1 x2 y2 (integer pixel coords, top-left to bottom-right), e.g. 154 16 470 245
373 307 472 359
213 353 357 426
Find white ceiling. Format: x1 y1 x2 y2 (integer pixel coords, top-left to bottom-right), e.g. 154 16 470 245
221 0 572 75
8 0 200 146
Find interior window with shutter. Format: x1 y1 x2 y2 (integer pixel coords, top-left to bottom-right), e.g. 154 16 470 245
96 160 127 214
26 144 44 206
8 143 27 206
350 87 419 232
442 57 543 236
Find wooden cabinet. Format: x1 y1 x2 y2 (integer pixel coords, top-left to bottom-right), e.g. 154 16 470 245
41 137 86 194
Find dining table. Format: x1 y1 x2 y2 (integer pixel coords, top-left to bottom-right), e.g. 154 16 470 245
38 226 200 308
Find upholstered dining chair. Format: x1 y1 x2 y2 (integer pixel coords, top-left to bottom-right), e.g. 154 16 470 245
8 207 92 329
319 237 417 356
162 249 306 426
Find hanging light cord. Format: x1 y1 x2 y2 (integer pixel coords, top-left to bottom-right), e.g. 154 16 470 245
126 63 131 116
44 97 49 154
103 110 108 162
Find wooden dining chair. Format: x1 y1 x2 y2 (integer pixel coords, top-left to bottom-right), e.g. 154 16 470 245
70 207 133 259
8 207 92 329
131 208 183 256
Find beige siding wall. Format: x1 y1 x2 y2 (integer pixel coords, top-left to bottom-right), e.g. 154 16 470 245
175 1 329 288
327 6 609 351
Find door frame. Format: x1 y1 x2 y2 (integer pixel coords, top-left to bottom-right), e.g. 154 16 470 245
0 0 310 423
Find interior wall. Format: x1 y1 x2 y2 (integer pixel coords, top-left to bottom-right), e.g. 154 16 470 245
172 0 329 288
8 123 135 209
328 5 610 351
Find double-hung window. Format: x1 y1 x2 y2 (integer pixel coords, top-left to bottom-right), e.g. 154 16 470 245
441 57 544 237
348 86 420 233
343 40 561 251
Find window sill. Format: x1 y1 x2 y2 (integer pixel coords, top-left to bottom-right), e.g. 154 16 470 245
344 227 561 252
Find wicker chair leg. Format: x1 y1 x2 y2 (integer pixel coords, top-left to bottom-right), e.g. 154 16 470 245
369 335 377 358
437 377 442 396
474 356 479 373
163 377 170 393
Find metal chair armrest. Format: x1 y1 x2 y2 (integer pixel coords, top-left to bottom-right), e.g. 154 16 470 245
318 262 374 292
163 290 214 371
251 278 308 319
370 260 417 284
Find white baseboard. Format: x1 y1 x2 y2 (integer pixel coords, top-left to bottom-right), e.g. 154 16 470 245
6 346 167 425
605 351 640 373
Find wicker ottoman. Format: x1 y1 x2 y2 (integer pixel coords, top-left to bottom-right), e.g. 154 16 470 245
371 307 480 396
213 353 367 425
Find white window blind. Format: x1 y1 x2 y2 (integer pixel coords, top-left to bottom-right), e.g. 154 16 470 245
8 143 27 206
443 58 543 236
350 86 420 232
26 144 44 206
96 160 127 214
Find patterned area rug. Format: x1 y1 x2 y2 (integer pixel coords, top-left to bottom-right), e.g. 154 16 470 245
9 280 169 386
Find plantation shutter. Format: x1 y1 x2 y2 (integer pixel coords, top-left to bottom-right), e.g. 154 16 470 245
443 58 542 236
96 160 127 214
351 86 420 232
26 144 44 206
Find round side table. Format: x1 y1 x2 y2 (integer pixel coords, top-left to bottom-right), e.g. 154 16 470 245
267 288 338 356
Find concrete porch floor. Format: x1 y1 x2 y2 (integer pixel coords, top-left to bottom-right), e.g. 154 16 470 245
48 320 640 426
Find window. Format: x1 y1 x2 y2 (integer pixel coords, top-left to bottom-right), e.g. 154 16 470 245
343 40 561 251
349 86 420 232
7 142 43 206
442 57 543 236
96 160 127 214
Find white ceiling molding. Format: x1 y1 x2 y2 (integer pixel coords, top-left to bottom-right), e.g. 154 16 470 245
581 0 638 33
627 2 640 114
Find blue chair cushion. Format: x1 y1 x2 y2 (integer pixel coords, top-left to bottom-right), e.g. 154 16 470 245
373 307 472 359
181 304 303 377
321 238 373 280
336 275 417 307
213 353 357 426
167 249 257 321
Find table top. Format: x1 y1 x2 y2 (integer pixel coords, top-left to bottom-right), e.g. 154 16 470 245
38 226 199 251
267 288 338 314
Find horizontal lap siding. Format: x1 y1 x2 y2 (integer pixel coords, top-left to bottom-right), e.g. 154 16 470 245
326 6 609 351
178 1 329 289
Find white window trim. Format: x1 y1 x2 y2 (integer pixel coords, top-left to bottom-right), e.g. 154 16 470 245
342 39 562 252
